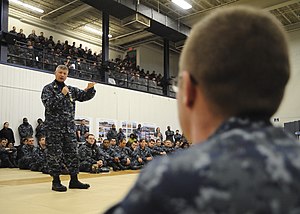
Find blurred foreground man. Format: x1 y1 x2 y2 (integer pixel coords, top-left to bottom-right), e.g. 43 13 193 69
42 65 96 192
105 7 300 213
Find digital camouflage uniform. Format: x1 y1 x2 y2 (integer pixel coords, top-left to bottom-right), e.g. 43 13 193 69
153 145 165 153
41 80 95 176
18 144 35 169
99 144 116 162
110 144 117 151
132 146 153 167
148 146 163 157
106 129 117 141
76 124 89 142
174 133 182 142
105 117 300 214
127 147 142 170
31 146 48 173
161 145 175 154
0 145 17 168
78 142 105 172
116 131 126 142
18 123 33 142
99 144 120 170
165 129 174 142
35 122 45 140
114 146 131 169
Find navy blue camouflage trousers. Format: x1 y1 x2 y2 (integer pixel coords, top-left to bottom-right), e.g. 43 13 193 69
46 130 79 176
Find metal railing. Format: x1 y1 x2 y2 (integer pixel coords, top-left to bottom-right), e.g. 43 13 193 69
6 42 175 98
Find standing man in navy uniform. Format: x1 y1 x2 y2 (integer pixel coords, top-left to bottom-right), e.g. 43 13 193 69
41 65 96 192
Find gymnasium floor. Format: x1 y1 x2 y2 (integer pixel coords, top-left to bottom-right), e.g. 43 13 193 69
0 168 139 214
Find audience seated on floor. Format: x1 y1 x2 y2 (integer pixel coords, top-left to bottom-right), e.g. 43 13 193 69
0 118 190 174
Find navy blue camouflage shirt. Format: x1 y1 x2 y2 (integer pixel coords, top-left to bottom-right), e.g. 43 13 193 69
105 117 300 214
41 80 96 133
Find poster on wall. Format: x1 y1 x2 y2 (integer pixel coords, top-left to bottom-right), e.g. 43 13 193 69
141 123 156 141
96 118 117 140
120 121 138 138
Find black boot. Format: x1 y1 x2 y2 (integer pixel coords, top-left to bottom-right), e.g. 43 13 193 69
52 175 67 192
69 174 90 189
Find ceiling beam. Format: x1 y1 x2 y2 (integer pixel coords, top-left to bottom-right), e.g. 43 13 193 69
285 21 300 32
263 0 300 11
54 4 93 24
9 8 125 52
40 0 79 19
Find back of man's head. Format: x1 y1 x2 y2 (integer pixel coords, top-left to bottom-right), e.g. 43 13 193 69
179 6 290 118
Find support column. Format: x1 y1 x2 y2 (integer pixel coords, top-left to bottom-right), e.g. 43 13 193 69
0 0 9 62
102 12 109 63
163 39 170 96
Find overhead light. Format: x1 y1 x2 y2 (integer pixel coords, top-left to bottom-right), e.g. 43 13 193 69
9 0 44 13
172 0 192 10
84 26 102 34
84 26 112 38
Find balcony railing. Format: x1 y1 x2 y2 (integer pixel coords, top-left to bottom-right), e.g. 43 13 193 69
6 42 175 98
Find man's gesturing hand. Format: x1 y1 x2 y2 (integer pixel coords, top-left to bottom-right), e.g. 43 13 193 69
85 82 96 91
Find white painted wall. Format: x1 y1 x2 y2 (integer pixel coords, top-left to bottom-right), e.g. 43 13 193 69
274 29 300 126
138 44 180 77
0 64 180 145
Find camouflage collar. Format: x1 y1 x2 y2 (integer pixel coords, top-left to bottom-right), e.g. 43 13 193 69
209 116 272 140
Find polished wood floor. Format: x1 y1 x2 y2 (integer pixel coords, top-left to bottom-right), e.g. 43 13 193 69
0 168 139 214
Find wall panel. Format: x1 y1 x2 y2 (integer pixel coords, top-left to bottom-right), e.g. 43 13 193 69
274 30 300 126
0 64 180 145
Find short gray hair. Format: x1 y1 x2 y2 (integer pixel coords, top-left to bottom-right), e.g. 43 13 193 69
56 65 69 71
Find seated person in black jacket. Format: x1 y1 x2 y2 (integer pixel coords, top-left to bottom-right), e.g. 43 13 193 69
115 138 131 170
78 134 109 173
31 136 48 173
0 138 17 168
18 136 35 169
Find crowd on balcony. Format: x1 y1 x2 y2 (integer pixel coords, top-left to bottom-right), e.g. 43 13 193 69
6 26 175 95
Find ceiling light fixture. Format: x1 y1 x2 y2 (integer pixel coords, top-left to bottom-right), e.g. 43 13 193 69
84 26 102 35
172 0 192 10
9 0 44 13
84 26 112 38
